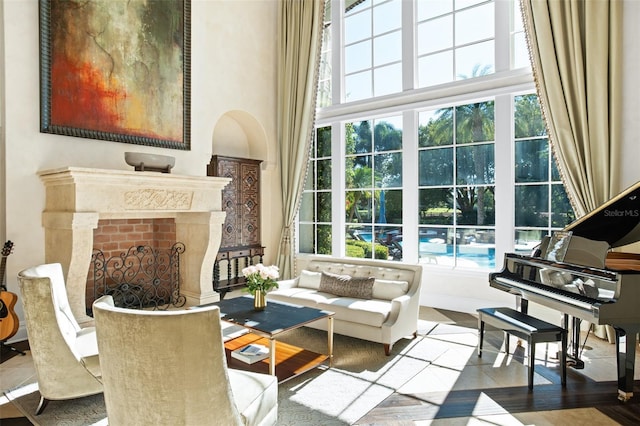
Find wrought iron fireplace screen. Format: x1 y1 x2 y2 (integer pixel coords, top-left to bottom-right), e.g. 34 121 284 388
89 242 186 315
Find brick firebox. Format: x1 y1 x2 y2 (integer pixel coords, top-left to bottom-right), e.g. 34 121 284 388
86 218 178 310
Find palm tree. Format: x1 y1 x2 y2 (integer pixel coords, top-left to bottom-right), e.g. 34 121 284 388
455 101 495 225
514 94 547 138
345 122 372 223
346 166 372 222
418 64 495 226
346 120 403 223
455 65 495 226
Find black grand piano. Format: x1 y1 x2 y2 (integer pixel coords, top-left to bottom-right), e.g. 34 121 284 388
490 181 640 401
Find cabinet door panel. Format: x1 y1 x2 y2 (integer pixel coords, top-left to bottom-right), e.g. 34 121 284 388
208 156 262 249
218 158 241 247
240 162 261 246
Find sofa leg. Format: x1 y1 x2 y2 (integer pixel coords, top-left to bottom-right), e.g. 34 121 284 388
36 395 49 415
384 343 391 356
413 331 418 339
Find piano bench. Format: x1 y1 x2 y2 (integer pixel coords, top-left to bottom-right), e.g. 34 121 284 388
477 307 567 389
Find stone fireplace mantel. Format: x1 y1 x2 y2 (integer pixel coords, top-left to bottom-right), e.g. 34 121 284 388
39 167 231 323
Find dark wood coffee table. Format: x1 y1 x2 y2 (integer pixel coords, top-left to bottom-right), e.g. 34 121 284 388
212 296 334 382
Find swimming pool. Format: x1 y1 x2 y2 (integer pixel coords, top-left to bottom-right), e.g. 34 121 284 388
349 229 496 269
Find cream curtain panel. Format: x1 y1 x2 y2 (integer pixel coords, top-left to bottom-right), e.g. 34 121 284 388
276 0 324 279
521 0 623 343
521 0 623 216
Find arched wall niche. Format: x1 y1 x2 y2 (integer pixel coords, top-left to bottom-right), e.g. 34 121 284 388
209 109 281 288
212 110 270 168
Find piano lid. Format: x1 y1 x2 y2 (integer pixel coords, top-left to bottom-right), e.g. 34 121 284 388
564 181 640 248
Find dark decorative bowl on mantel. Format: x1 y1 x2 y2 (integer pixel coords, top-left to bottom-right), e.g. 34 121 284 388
124 152 175 173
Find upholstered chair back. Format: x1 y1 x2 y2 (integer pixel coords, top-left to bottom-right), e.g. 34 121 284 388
93 297 262 425
33 263 82 354
17 263 103 410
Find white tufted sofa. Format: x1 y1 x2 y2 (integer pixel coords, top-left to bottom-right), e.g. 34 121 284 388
267 257 423 355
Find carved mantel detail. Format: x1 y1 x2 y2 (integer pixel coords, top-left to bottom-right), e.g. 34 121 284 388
124 189 193 210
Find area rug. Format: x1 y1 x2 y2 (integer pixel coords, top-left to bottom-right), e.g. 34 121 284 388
4 382 107 426
275 323 437 425
4 322 437 425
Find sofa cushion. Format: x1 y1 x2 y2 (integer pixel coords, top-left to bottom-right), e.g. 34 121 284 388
317 297 391 327
269 289 391 328
268 287 332 305
298 269 322 290
372 279 409 300
319 271 375 299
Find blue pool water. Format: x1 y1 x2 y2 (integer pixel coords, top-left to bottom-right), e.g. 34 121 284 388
350 231 495 268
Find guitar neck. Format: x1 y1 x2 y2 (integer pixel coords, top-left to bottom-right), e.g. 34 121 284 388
0 241 13 292
0 257 6 291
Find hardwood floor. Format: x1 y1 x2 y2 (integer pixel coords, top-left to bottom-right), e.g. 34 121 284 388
3 308 640 425
357 308 640 425
359 380 640 424
0 340 29 365
0 341 31 425
224 332 330 382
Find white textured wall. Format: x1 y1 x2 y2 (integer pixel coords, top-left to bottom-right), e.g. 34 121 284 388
0 0 280 339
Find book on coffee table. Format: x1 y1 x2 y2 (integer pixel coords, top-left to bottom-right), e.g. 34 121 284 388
231 343 270 364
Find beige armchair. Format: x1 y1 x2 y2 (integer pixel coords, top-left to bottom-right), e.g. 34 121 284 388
17 263 102 415
92 295 278 426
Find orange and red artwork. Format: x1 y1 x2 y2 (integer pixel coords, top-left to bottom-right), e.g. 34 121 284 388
40 0 190 150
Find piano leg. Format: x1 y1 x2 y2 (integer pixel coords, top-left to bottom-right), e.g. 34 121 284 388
517 297 528 314
615 326 639 402
565 315 585 369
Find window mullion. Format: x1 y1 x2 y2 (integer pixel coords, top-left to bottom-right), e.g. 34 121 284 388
369 4 375 98
495 0 511 72
494 94 515 263
332 119 346 256
403 110 419 264
332 0 344 105
402 0 415 92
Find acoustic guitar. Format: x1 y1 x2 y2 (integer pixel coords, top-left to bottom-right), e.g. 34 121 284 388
0 240 19 342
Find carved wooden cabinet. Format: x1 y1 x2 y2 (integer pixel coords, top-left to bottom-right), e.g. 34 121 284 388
207 156 264 297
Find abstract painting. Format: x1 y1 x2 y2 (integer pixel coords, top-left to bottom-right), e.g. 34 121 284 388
39 0 191 150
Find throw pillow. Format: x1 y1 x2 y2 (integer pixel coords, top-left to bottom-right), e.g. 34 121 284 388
319 271 375 299
297 269 322 289
372 279 409 300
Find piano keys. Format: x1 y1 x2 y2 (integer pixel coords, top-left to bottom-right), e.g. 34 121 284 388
490 181 640 401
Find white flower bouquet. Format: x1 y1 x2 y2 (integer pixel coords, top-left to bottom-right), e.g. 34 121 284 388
242 263 280 295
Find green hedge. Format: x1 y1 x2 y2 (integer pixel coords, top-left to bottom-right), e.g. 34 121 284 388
345 240 389 260
345 243 365 258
